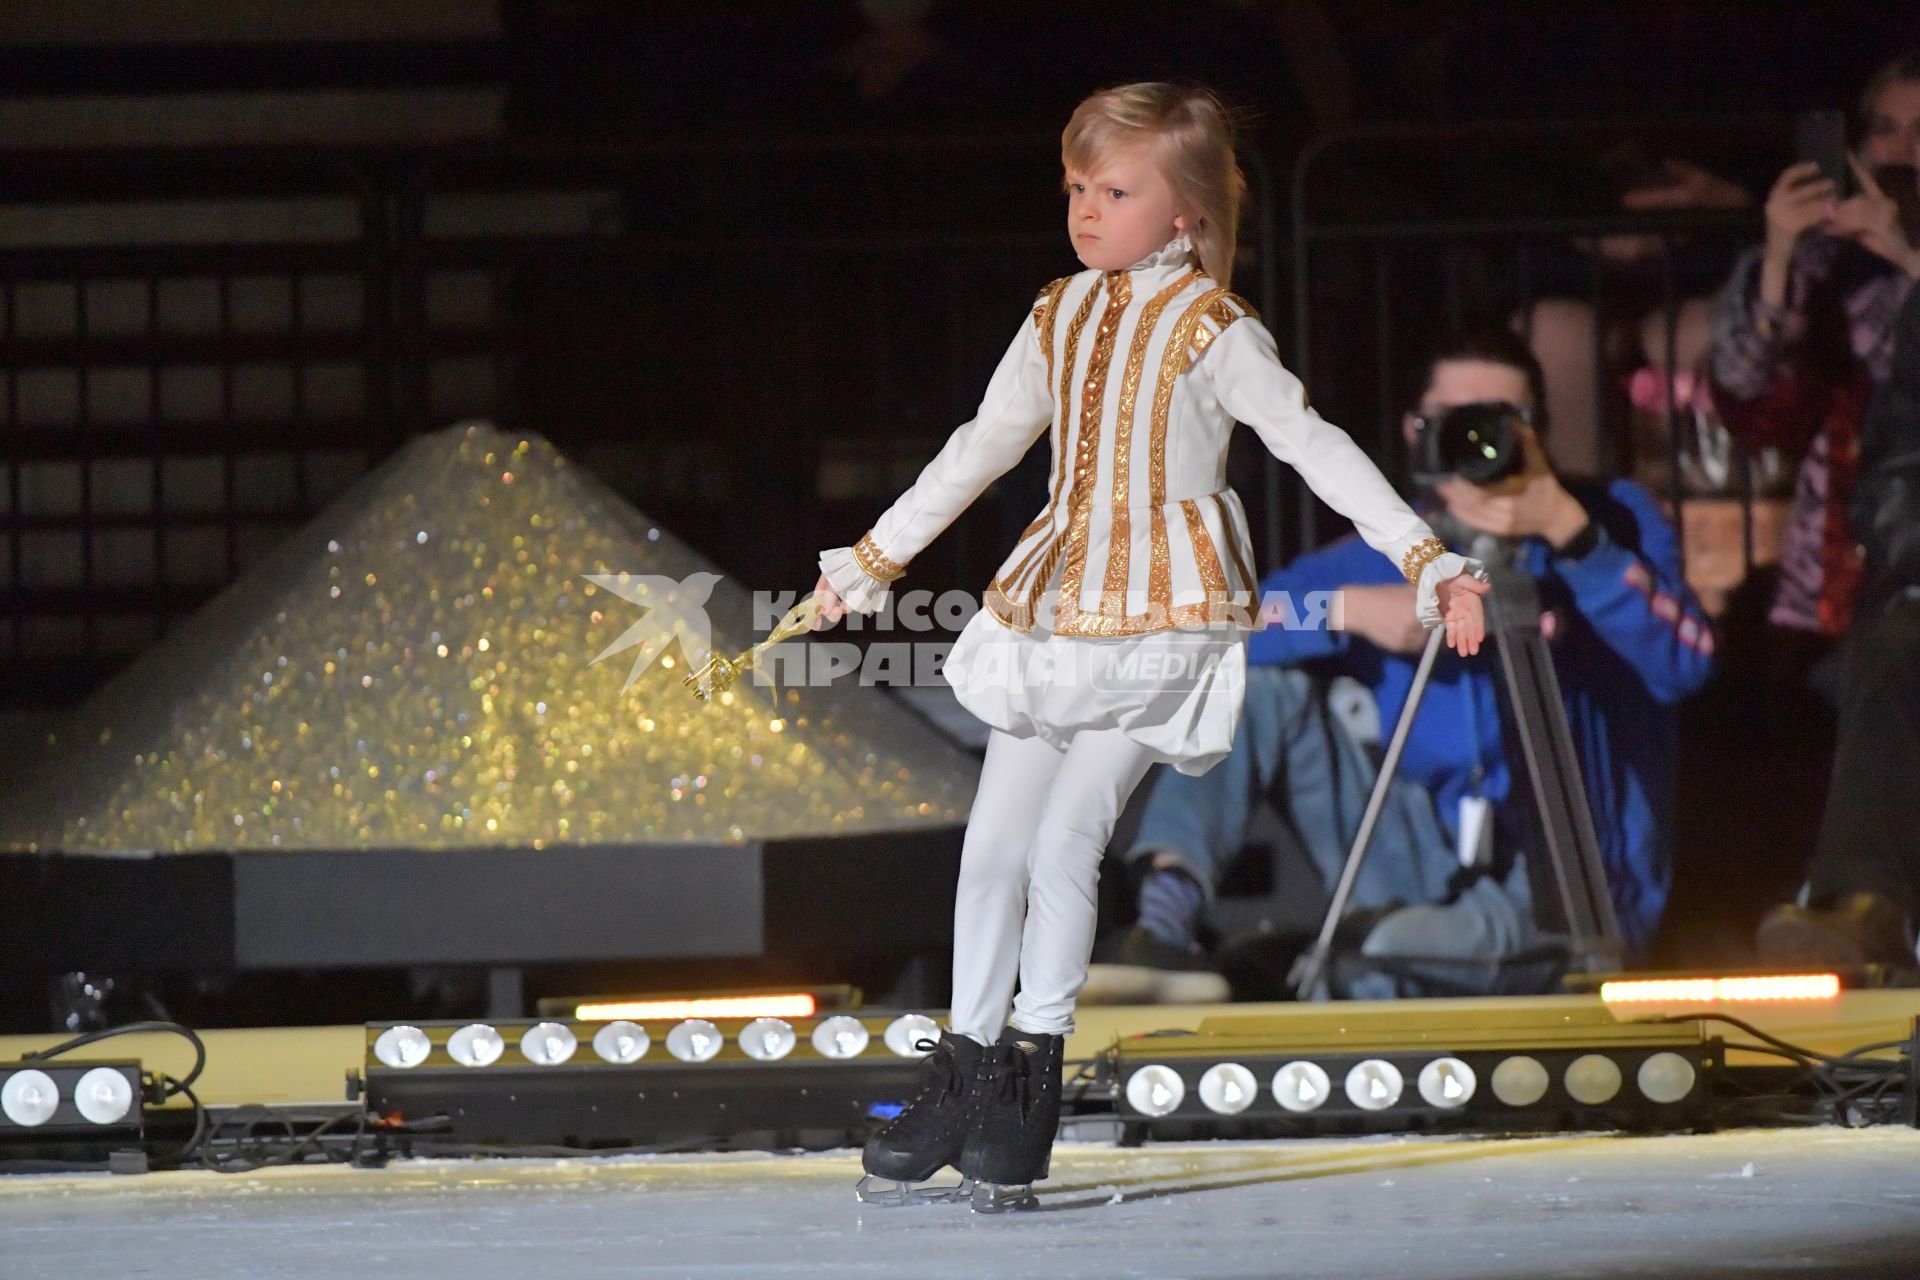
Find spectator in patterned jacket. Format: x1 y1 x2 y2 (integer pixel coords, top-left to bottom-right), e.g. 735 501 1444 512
1707 52 1920 649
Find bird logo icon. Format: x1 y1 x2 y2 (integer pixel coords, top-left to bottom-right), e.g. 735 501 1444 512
582 570 724 693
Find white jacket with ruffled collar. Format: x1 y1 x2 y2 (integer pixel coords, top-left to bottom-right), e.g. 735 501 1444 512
821 233 1477 635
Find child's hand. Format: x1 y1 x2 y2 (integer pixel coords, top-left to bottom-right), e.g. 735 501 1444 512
811 573 848 630
1436 571 1491 657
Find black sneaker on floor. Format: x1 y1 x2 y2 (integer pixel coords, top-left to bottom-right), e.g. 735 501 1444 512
1082 926 1230 1005
959 1025 1065 1211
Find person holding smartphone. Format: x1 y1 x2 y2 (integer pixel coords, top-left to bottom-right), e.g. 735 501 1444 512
1707 52 1920 656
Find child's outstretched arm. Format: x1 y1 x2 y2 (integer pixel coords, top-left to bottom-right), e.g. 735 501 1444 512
1200 312 1489 656
814 302 1054 627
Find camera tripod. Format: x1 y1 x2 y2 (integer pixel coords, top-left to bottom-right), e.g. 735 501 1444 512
1288 559 1625 999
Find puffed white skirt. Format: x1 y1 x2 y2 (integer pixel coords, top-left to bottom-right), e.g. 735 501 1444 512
940 561 1249 778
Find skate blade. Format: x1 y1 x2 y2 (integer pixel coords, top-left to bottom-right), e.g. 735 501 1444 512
854 1173 977 1208
969 1181 1040 1214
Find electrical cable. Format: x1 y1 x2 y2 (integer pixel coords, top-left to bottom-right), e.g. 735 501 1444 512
195 1107 369 1173
1636 1013 1907 1072
17 1019 208 1095
1629 1012 1913 1128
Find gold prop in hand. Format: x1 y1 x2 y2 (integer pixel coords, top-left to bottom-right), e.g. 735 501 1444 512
682 592 824 701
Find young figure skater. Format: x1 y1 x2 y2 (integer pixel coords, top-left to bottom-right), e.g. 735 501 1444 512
813 82 1490 1211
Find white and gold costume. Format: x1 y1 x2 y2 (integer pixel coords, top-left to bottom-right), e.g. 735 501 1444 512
819 233 1476 779
817 232 1478 1043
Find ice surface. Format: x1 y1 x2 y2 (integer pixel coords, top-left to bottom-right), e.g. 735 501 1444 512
4 1127 1920 1279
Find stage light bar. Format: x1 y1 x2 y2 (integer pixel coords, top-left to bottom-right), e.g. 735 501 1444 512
573 994 818 1022
1109 1038 1718 1136
0 1060 147 1150
356 1013 945 1152
1599 974 1842 1004
363 1012 951 1073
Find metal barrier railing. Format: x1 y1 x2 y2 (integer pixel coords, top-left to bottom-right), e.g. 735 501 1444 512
1287 115 1796 579
9 117 1803 707
0 149 390 704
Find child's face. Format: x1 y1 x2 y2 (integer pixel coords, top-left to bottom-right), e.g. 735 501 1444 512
1065 143 1188 272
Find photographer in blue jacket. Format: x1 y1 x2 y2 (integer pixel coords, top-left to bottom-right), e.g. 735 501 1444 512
1090 328 1716 1002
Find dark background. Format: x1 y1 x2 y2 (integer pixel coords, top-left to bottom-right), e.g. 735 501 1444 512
3 0 1916 1031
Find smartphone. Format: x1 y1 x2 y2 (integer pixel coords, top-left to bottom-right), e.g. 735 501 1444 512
1794 109 1852 196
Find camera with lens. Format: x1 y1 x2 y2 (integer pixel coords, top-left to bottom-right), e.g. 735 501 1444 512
1410 400 1533 487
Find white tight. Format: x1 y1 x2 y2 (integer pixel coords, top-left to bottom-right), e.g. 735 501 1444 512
947 724 1161 1045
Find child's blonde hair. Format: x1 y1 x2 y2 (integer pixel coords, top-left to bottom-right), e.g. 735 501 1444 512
1062 82 1248 286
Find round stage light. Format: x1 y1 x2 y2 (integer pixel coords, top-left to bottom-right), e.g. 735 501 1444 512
1125 1065 1186 1117
1490 1056 1550 1107
1565 1054 1623 1105
1271 1060 1331 1112
666 1019 724 1063
1636 1052 1697 1104
1416 1057 1477 1109
741 1017 797 1061
593 1020 649 1064
1197 1063 1258 1115
75 1067 134 1125
373 1025 431 1070
884 1014 941 1058
521 1021 577 1066
1 1070 59 1127
447 1023 506 1068
812 1015 870 1059
1344 1059 1404 1111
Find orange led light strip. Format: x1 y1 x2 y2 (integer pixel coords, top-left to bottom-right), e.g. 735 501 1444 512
573 994 819 1021
1599 974 1842 1004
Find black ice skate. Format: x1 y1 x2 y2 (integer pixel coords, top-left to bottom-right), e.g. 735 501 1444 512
854 1029 988 1207
958 1025 1066 1214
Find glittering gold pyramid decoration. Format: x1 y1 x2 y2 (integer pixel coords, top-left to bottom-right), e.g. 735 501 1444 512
0 422 977 854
